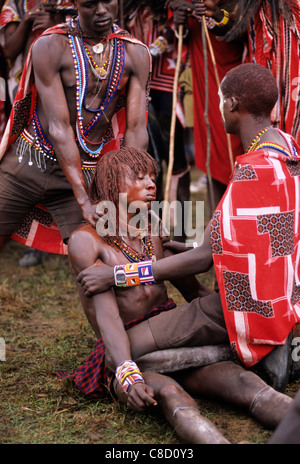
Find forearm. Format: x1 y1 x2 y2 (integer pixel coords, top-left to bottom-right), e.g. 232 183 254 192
4 21 31 60
48 124 90 208
153 246 213 282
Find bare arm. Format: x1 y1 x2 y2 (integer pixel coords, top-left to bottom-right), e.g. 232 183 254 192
123 43 150 149
31 35 99 227
77 221 213 296
69 228 157 411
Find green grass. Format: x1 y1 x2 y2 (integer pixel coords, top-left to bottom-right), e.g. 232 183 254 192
0 168 299 444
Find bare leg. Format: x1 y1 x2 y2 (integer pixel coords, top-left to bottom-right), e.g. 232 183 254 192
180 361 293 428
114 372 230 444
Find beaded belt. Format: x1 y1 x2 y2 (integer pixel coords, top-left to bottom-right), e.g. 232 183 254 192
16 128 99 184
16 128 57 172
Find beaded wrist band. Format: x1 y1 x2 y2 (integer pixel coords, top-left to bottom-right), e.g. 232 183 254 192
214 9 230 27
114 261 156 287
115 360 144 393
137 260 156 286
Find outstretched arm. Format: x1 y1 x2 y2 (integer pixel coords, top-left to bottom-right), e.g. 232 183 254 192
78 221 213 297
31 35 99 227
68 228 157 411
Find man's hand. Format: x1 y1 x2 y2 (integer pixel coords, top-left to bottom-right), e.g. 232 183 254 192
77 260 114 297
165 0 193 26
192 0 220 18
126 382 157 412
81 200 100 228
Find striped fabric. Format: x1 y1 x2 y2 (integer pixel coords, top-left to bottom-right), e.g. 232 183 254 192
247 1 300 144
212 140 300 367
56 298 176 398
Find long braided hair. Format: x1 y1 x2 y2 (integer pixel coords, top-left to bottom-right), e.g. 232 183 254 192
89 147 158 247
226 0 297 40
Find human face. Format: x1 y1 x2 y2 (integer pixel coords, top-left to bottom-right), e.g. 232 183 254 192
120 167 157 209
74 0 118 37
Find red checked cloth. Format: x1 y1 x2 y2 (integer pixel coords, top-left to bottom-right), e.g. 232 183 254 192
56 299 176 398
211 146 300 367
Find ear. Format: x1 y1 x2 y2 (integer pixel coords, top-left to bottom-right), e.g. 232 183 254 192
230 97 239 112
71 0 78 10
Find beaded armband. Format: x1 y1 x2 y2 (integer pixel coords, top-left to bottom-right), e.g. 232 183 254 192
207 9 230 29
214 9 230 27
114 261 156 287
115 360 144 393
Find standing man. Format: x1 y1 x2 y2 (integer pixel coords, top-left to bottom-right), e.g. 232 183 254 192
0 0 150 254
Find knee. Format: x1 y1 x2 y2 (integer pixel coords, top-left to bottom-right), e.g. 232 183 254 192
157 382 183 403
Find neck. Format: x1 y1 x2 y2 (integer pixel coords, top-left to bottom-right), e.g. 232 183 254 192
238 116 272 152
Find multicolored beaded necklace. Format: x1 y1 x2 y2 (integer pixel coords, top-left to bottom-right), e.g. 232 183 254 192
113 236 155 263
67 18 125 156
246 126 272 153
246 126 297 157
83 40 113 79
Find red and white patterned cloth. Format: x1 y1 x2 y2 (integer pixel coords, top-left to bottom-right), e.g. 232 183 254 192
212 144 300 367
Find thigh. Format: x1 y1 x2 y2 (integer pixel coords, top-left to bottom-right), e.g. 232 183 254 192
42 163 84 243
0 151 44 234
148 292 229 350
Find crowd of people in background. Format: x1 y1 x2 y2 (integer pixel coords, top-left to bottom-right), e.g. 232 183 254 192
1 0 300 444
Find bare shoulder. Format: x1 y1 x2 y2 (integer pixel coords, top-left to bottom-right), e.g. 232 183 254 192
32 33 69 67
68 224 106 266
125 41 150 74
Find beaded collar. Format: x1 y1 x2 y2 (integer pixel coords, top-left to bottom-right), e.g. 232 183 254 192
67 18 125 156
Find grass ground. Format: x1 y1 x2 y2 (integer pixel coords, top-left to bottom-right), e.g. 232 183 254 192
0 168 299 445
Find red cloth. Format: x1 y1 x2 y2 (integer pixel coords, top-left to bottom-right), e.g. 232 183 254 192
188 12 244 185
0 23 150 254
246 1 300 144
56 298 176 398
212 143 300 367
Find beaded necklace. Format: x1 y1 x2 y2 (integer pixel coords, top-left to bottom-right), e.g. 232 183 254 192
246 126 272 153
113 236 155 263
31 106 57 161
83 40 113 79
254 142 294 158
67 19 125 156
246 127 298 158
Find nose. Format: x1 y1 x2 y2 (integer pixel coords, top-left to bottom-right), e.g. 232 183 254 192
145 175 156 190
96 2 107 14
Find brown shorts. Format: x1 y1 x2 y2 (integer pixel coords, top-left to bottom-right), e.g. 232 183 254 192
0 148 84 242
148 292 229 349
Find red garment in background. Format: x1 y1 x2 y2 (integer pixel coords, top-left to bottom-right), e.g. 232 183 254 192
247 1 300 144
188 12 244 185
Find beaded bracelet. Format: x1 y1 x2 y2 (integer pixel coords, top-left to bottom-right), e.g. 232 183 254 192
214 9 230 27
114 261 156 287
125 263 141 287
115 360 144 393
